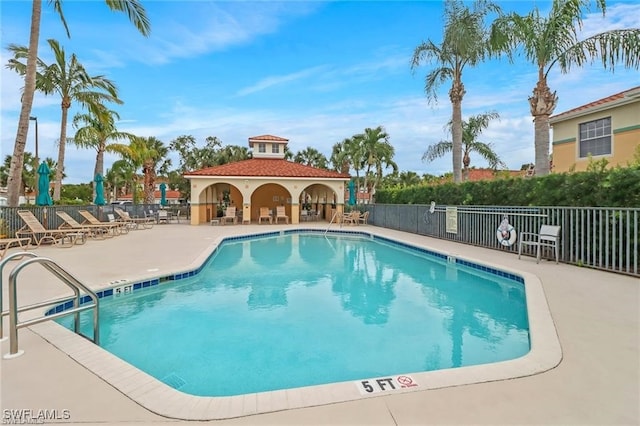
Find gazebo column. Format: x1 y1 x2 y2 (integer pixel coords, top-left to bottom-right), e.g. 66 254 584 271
190 203 201 225
291 204 300 225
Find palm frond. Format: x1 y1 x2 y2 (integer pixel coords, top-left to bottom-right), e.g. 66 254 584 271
422 141 453 162
558 29 640 71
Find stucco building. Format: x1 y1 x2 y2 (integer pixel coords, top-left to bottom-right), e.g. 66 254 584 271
184 135 351 225
550 86 640 173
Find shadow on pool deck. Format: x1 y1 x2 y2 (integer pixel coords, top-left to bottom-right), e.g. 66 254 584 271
1 223 638 425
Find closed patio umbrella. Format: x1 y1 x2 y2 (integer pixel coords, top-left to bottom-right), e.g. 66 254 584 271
348 180 356 206
160 183 167 206
36 162 53 206
94 173 106 205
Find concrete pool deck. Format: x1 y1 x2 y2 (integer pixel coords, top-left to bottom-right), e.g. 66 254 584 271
1 223 638 425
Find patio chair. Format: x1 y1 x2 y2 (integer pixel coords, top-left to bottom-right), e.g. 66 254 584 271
275 206 289 224
78 210 129 234
169 210 181 223
358 211 370 225
157 210 169 224
16 210 87 248
258 207 272 224
221 206 237 225
518 225 561 264
342 211 360 225
114 208 154 230
56 211 111 239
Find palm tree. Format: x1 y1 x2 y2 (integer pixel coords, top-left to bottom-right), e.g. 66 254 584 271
105 159 136 202
329 140 352 174
491 0 640 176
294 147 328 169
398 171 423 187
356 126 398 196
7 39 124 201
72 105 135 200
112 137 170 204
411 0 500 183
214 145 252 165
423 111 506 181
4 0 150 207
1 153 34 197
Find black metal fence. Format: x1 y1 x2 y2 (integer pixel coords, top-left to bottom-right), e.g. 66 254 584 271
363 204 639 277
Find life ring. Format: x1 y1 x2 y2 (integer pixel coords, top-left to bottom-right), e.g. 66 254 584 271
496 225 517 247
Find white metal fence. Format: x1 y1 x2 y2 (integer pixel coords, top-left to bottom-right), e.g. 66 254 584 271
363 204 639 277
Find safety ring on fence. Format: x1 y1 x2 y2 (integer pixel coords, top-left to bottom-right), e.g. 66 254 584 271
496 225 517 247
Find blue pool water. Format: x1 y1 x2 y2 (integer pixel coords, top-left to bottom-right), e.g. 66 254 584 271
60 233 530 396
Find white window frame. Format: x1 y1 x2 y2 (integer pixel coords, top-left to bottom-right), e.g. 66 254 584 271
578 117 611 158
258 143 266 153
272 144 280 153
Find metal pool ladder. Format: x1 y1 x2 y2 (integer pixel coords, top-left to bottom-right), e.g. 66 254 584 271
1 252 100 358
324 211 344 234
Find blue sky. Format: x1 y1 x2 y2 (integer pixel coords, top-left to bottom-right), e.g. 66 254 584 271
1 0 639 184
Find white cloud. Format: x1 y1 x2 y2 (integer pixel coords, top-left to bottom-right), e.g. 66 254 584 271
236 66 328 96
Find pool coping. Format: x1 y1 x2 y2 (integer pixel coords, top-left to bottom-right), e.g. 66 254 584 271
28 228 562 420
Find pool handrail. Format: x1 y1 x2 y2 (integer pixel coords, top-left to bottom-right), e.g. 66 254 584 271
2 254 100 358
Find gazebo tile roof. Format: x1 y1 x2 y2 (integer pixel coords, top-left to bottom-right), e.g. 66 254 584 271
185 158 350 179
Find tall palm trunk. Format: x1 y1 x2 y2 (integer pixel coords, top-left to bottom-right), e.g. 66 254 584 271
144 160 155 204
7 0 41 206
462 152 471 181
53 97 71 201
450 79 466 183
529 70 557 177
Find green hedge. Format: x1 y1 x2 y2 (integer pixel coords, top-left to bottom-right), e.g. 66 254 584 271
375 166 640 207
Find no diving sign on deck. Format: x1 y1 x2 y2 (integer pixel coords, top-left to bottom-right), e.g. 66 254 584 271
356 375 419 395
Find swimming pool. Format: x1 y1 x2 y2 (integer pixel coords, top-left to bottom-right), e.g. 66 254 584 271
42 228 561 420
59 231 529 395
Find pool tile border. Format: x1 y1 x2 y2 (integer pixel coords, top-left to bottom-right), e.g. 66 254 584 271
33 227 562 420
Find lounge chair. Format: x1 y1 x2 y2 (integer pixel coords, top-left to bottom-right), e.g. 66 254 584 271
221 207 237 225
16 210 87 247
78 210 129 234
114 208 154 230
518 225 561 264
0 237 32 259
258 207 272 224
275 206 289 224
56 211 113 239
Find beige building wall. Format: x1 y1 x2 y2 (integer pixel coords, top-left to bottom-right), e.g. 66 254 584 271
552 101 640 173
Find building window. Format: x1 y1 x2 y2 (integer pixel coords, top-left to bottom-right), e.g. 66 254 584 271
258 143 266 153
272 144 279 153
579 117 611 158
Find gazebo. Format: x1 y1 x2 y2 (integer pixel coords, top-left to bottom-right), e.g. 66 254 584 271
184 135 351 225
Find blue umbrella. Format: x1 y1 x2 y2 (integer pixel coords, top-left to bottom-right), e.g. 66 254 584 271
94 174 106 205
36 162 53 206
160 183 167 206
348 180 356 206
